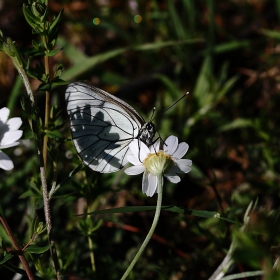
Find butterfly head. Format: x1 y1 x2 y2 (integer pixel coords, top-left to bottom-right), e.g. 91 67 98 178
138 122 156 147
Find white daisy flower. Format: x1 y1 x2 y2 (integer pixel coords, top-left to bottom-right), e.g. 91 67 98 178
124 135 192 197
0 107 23 170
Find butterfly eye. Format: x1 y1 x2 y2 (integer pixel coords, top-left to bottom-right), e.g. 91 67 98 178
146 122 155 132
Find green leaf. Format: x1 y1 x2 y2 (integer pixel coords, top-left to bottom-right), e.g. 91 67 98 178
212 40 250 54
49 9 63 31
61 47 130 81
32 40 41 49
215 75 239 101
22 126 34 140
24 244 51 254
26 69 41 80
85 205 239 224
0 253 13 265
45 130 63 139
193 56 212 107
100 71 128 85
50 78 68 87
218 118 254 132
45 48 62 57
57 36 87 64
27 47 45 57
168 0 187 40
37 82 51 91
59 36 203 81
133 38 203 51
19 189 38 199
22 4 38 29
260 29 280 40
50 163 85 196
7 76 22 115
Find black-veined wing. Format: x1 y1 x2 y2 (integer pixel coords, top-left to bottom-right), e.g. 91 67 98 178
65 82 156 173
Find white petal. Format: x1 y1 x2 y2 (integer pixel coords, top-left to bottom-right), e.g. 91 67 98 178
142 171 149 194
127 154 142 166
146 174 158 197
139 141 150 162
176 165 191 173
0 108 9 123
165 174 181 183
175 159 192 172
6 117 22 131
0 151 14 170
167 160 192 175
0 130 23 146
173 142 189 159
164 136 178 155
149 140 160 153
0 142 20 149
0 124 9 138
124 165 145 175
129 139 149 162
142 172 158 197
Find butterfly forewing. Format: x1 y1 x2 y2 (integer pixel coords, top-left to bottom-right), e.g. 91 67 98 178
65 82 152 173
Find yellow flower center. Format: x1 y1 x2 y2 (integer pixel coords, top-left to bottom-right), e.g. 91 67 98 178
143 151 173 176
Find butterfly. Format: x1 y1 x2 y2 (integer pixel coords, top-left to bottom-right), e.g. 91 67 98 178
65 82 156 173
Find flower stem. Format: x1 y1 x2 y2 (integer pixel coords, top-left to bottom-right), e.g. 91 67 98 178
120 175 163 280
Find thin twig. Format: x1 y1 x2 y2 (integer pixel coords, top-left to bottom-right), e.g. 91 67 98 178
40 163 62 280
0 216 35 280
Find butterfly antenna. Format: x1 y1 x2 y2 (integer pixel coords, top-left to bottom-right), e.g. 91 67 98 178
150 107 156 122
162 92 189 114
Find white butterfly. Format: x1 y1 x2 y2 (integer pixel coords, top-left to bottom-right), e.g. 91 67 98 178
65 82 156 173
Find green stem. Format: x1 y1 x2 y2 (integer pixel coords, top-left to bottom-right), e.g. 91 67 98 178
120 175 163 280
87 232 96 271
43 55 50 169
86 195 96 272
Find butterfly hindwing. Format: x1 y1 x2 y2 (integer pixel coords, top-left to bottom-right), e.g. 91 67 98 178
66 82 144 173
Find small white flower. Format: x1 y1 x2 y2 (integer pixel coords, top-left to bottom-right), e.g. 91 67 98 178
0 107 23 170
124 135 192 197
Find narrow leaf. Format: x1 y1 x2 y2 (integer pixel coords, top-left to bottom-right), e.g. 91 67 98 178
133 39 203 51
61 47 130 81
50 9 63 30
218 118 253 132
50 163 85 196
45 48 62 57
85 205 239 224
260 29 280 40
24 244 51 254
45 130 63 139
0 253 13 265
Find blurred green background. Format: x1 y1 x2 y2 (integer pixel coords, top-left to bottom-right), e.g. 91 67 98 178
1 0 280 279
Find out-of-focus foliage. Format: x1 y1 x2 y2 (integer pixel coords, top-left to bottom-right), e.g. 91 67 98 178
0 0 280 279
